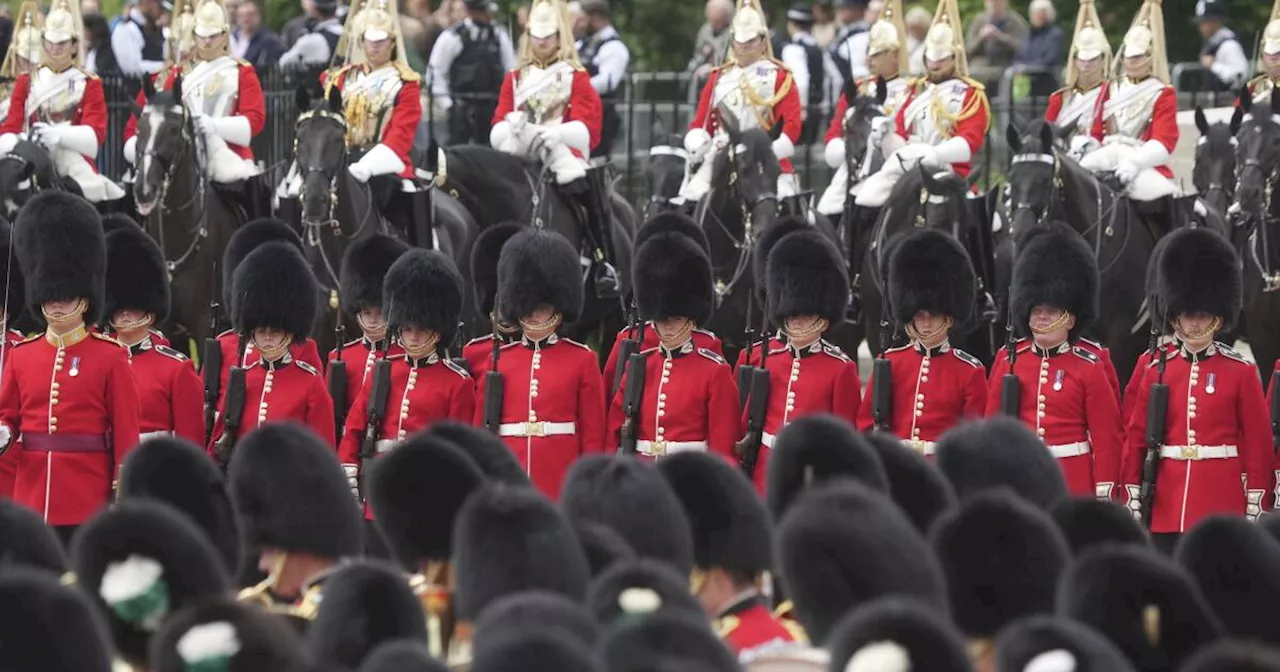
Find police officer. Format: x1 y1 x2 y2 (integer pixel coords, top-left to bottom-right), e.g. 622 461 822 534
780 3 832 145
857 229 986 452
576 0 629 158
277 0 342 68
986 223 1123 500
1195 0 1248 92
0 192 140 546
102 224 205 447
428 0 516 146
111 0 170 76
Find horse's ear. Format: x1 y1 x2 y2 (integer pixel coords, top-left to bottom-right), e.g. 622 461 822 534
1194 106 1209 136
1231 104 1245 135
874 77 886 106
1005 123 1021 154
296 85 311 113
19 160 34 182
650 115 666 141
327 86 343 114
1009 111 1023 137
1239 84 1253 113
919 163 941 192
1038 121 1053 152
1054 119 1078 144
141 75 155 101
171 75 182 101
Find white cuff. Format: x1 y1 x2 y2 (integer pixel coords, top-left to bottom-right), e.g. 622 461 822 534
824 138 846 169
934 136 972 166
57 126 101 156
684 127 711 154
211 116 252 146
1125 484 1142 520
490 120 512 150
1095 482 1114 501
0 423 10 451
556 121 590 156
123 136 138 164
771 134 795 161
1247 488 1265 521
1132 139 1171 171
0 133 16 155
353 143 405 177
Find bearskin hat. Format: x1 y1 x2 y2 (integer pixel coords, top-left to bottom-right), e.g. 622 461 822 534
929 490 1069 639
227 423 362 559
474 591 599 654
230 242 319 340
766 228 849 325
305 561 427 671
886 229 976 324
1010 222 1099 340
573 519 636 576
1058 545 1224 671
1179 640 1280 672
826 598 973 672
339 234 409 315
0 567 113 672
366 431 485 566
497 228 583 323
359 641 446 672
103 225 170 323
15 191 105 324
424 420 531 487
753 216 810 295
472 628 599 672
149 600 308 672
118 435 242 575
452 484 591 621
470 222 524 318
1158 227 1241 329
597 612 740 672
1050 498 1149 556
70 500 232 666
657 451 770 581
995 616 1136 672
861 431 957 534
383 249 464 346
0 216 25 323
0 498 66 573
934 417 1069 510
220 218 302 313
634 211 710 257
776 481 947 645
634 230 714 325
1175 516 1280 643
560 455 695 576
586 558 704 628
765 414 888 521
100 212 142 236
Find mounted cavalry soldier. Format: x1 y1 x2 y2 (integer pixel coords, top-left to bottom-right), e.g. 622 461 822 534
816 0 910 218
0 0 124 203
1246 0 1280 104
857 229 986 453
0 2 43 123
679 0 803 205
852 0 989 210
1044 0 1109 159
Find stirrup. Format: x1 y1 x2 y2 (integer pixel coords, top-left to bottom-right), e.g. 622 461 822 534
593 262 620 299
979 291 999 322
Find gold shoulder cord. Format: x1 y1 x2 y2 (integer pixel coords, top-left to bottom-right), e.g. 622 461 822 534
740 68 793 133
931 85 991 136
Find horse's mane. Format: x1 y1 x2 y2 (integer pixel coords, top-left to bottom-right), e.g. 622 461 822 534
712 127 778 182
147 89 182 109
445 145 537 187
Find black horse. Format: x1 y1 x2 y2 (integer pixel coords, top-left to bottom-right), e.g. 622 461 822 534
645 133 687 217
1193 105 1245 218
134 76 243 351
1231 89 1280 379
0 138 82 218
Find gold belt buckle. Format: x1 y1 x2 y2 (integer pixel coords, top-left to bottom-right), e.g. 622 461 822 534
651 440 667 457
910 439 926 453
525 422 545 437
1181 445 1199 460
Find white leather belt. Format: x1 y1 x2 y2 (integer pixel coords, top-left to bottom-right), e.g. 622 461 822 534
901 438 937 455
375 439 399 454
138 430 173 442
498 422 576 438
1160 445 1238 460
1047 441 1091 459
636 440 708 457
761 432 777 448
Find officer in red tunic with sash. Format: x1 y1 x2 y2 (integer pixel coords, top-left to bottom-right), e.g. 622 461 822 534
987 223 1123 499
857 229 986 452
1123 228 1272 554
606 218 739 460
0 192 140 542
1044 0 1109 159
102 224 204 447
473 229 606 499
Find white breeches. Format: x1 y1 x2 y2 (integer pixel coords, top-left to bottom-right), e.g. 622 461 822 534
853 149 920 208
1079 143 1178 202
817 162 850 216
204 134 261 183
55 149 124 202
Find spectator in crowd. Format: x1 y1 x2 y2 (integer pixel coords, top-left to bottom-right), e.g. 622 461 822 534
1196 0 1247 92
832 0 877 82
109 0 136 31
567 0 587 40
905 3 928 75
0 10 11 64
80 0 99 14
829 0 870 83
577 0 628 157
231 0 285 67
812 1 835 48
277 0 342 68
783 2 839 144
84 12 118 74
111 0 170 76
280 0 313 47
1015 0 1063 96
514 1 528 53
965 0 1028 93
428 0 515 146
399 10 429 71
687 0 732 82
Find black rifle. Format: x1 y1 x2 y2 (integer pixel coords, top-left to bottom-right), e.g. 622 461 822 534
1139 327 1169 529
736 299 759 411
1271 370 1280 452
358 358 392 500
483 319 505 434
998 318 1020 417
216 365 247 472
612 303 642 397
327 320 349 443
618 351 646 455
735 313 772 478
871 318 892 432
201 297 222 447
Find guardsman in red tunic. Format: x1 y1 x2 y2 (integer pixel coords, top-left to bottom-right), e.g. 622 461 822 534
473 229 606 500
1123 228 1272 554
328 235 409 430
0 217 24 497
208 242 335 455
607 217 739 461
1044 0 1109 160
0 0 123 203
102 224 205 447
746 226 860 493
339 250 474 545
462 222 523 380
858 229 985 453
854 0 989 209
681 0 802 204
986 224 1123 499
657 452 804 660
1245 3 1280 105
0 192 140 541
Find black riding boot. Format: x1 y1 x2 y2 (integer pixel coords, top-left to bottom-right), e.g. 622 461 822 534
1134 195 1176 237
568 169 619 300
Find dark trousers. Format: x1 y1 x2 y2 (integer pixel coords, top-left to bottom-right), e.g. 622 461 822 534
1152 532 1181 556
364 519 393 561
447 101 498 147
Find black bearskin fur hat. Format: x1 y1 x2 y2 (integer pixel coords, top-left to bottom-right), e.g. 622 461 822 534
70 500 231 666
861 431 958 534
1010 222 1098 340
100 212 142 236
827 599 974 672
470 222 524 318
220 218 301 313
0 498 67 573
1175 515 1280 643
150 600 308 672
497 228 584 323
995 616 1136 672
384 249 464 346
657 451 770 581
358 641 446 672
766 228 849 325
305 561 426 671
597 612 739 672
752 216 809 295
471 629 598 672
586 557 704 628
766 414 888 521
15 191 105 324
228 423 362 559
231 241 318 340
367 431 485 566
1050 498 1149 557
1179 640 1280 672
425 420 531 487
104 225 170 325
934 417 1069 510
0 216 25 323
1158 226 1242 329
573 519 636 577
0 567 113 672
634 231 714 325
633 211 710 256
339 234 409 314
886 229 976 324
474 591 599 653
118 436 242 575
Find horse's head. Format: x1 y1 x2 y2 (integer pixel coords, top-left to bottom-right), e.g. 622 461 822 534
712 105 781 219
1192 105 1243 215
841 77 888 174
0 139 53 217
134 75 192 216
918 164 972 234
1004 120 1071 237
647 132 687 209
1234 86 1280 217
293 84 349 224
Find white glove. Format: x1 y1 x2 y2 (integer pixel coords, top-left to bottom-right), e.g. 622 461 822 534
0 424 10 455
868 116 892 145
348 143 405 183
824 138 846 169
341 463 360 499
504 111 526 134
1114 158 1139 186
348 163 373 183
1067 135 1099 160
933 136 973 166
894 143 937 166
192 114 216 137
31 122 58 148
123 136 138 165
210 116 252 146
1130 139 1171 172
684 127 712 160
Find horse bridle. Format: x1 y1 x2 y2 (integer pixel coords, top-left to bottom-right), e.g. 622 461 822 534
699 141 776 307
1196 135 1238 206
1236 138 1280 291
646 145 687 213
139 104 209 279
